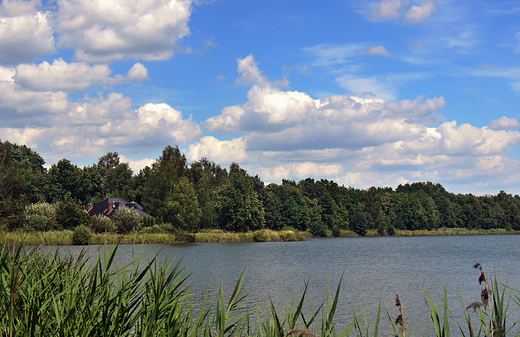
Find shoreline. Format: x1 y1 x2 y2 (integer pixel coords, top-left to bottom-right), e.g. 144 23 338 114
1 227 519 245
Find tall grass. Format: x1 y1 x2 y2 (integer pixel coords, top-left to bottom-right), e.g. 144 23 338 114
0 242 518 336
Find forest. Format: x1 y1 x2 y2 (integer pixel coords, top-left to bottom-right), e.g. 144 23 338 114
1 139 519 237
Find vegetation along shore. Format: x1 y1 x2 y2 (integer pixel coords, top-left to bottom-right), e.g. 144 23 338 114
1 140 519 244
1 242 518 336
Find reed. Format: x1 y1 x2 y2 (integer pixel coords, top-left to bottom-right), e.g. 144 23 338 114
0 242 518 337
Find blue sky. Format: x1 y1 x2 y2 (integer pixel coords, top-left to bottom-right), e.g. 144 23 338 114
0 0 519 194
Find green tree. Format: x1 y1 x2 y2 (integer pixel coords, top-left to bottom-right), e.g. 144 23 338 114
187 158 228 230
0 140 26 230
46 159 87 203
165 177 202 233
56 199 90 230
350 212 372 236
143 145 187 218
214 174 265 232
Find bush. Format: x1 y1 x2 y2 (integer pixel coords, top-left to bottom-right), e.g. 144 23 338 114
331 225 341 237
309 221 327 237
72 225 92 245
56 199 90 230
139 223 176 234
387 225 396 236
350 212 373 237
23 202 58 231
91 215 116 233
112 207 141 234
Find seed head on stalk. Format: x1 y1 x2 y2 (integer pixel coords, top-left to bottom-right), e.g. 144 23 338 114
395 294 406 337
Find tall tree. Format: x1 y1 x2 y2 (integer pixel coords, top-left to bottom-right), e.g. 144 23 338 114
214 173 265 232
0 140 25 229
143 145 188 217
165 177 202 233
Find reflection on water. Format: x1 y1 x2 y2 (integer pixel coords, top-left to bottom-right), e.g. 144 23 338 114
45 235 520 334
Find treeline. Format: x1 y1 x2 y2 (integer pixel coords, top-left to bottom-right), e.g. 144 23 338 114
1 140 519 235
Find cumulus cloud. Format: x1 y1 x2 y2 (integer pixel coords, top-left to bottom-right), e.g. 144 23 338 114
187 136 248 164
202 60 520 194
12 59 148 92
236 54 289 88
56 0 194 63
258 162 343 181
0 86 201 163
0 12 55 63
489 116 520 131
119 155 154 173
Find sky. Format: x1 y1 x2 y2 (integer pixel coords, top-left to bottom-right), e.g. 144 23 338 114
0 0 519 195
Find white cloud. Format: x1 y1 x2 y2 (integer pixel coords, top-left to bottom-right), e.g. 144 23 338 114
371 0 406 20
336 75 396 100
258 162 343 181
513 31 520 54
489 116 520 131
0 90 201 163
369 0 437 23
203 106 245 133
303 43 362 66
364 45 392 56
0 0 41 17
405 0 437 22
126 63 149 82
13 59 148 92
236 54 289 88
0 12 55 63
187 136 248 164
119 155 154 173
56 0 194 63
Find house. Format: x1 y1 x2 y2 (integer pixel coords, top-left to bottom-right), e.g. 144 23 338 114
86 198 153 218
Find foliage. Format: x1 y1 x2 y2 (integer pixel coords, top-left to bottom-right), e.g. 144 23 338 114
331 225 341 237
214 173 265 232
90 214 117 233
22 202 57 231
165 177 202 233
72 224 92 245
350 212 373 236
56 199 90 230
3 141 520 235
112 206 141 234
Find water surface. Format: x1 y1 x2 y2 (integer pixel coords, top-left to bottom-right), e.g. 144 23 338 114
49 235 520 334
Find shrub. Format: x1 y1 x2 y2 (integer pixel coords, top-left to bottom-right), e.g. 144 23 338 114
91 215 116 233
331 225 341 237
22 202 58 231
350 212 373 237
112 207 141 234
56 199 90 230
387 225 396 236
309 221 327 237
72 225 92 245
139 223 176 234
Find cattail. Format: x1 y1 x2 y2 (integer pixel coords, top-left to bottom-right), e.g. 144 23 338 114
395 294 406 337
284 329 319 337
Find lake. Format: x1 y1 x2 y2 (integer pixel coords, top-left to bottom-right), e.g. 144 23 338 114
47 235 520 335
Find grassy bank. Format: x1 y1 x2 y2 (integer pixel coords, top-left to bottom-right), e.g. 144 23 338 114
1 227 519 246
1 243 518 336
0 229 308 246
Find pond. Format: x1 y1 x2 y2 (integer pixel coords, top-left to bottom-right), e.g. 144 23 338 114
47 235 520 335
